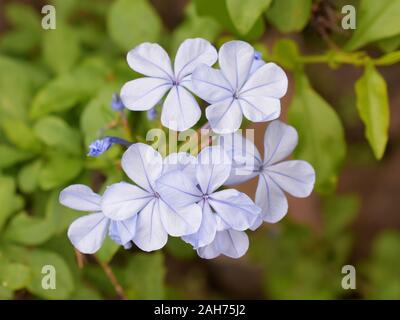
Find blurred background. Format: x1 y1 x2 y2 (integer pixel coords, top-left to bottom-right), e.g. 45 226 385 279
0 0 399 299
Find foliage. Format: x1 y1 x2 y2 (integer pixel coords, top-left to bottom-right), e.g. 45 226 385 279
0 0 398 299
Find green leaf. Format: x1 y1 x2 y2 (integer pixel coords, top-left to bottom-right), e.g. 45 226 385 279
362 231 400 299
378 35 400 53
38 153 83 190
4 211 55 246
80 86 122 145
121 252 165 299
1 118 42 152
107 0 162 51
0 144 33 169
0 176 24 230
18 159 43 193
194 0 265 40
288 73 346 193
346 0 400 50
30 59 109 119
355 64 390 159
0 255 31 291
266 0 312 33
322 194 360 236
166 237 195 259
27 249 75 299
171 3 221 53
271 38 301 71
226 0 271 35
42 23 80 75
34 116 81 155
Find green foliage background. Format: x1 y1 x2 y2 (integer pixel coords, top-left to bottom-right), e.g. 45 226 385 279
0 0 399 299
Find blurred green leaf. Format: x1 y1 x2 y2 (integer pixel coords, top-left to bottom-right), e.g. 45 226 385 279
322 194 360 237
346 0 400 50
362 231 400 299
1 119 42 152
34 116 81 155
30 59 109 119
166 236 195 259
42 23 81 75
120 252 165 299
355 64 390 159
0 254 31 291
27 249 75 299
96 238 120 264
378 35 400 53
266 0 311 33
288 73 346 193
107 0 162 51
226 0 271 35
38 153 83 190
194 0 265 40
0 145 33 169
271 38 300 71
18 159 43 193
171 3 222 53
4 211 55 246
0 176 24 231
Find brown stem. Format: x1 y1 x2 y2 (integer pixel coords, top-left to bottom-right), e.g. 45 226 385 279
94 256 126 300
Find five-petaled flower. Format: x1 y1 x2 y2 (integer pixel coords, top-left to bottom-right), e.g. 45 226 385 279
192 40 288 134
157 146 261 259
120 38 217 131
219 120 316 227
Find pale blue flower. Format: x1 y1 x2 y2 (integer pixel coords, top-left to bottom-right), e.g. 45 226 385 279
59 185 136 253
218 120 316 227
192 40 288 134
101 143 202 252
156 146 261 254
111 93 125 111
120 38 217 131
87 136 132 157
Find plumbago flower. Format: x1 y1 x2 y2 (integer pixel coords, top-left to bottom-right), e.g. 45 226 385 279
218 120 316 227
120 38 217 131
192 40 288 134
157 146 261 259
101 143 202 252
59 185 137 253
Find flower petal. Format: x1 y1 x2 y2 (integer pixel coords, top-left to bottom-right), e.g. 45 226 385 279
215 229 249 259
67 212 109 254
174 38 217 80
133 199 168 252
218 133 262 185
196 146 232 194
102 182 153 220
109 215 137 246
121 143 163 192
265 160 315 197
219 40 254 90
161 85 201 131
239 62 288 98
163 152 197 177
197 229 249 259
206 98 243 134
127 43 173 80
239 96 281 122
208 189 260 231
120 78 171 111
263 120 298 165
156 170 202 207
250 58 265 75
256 173 288 223
191 64 233 103
182 201 217 249
159 200 202 237
59 184 101 212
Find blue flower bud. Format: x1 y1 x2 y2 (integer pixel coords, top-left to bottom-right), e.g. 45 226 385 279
111 93 125 111
147 107 157 121
87 137 113 156
254 51 262 60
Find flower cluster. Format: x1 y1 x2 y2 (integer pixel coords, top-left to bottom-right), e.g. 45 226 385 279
60 38 315 259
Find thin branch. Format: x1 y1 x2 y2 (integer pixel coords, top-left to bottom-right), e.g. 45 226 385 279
94 256 126 300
